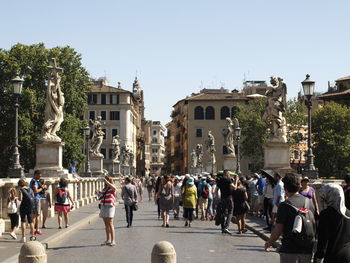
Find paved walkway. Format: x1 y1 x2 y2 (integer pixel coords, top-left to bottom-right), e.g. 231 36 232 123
46 200 279 263
0 202 99 263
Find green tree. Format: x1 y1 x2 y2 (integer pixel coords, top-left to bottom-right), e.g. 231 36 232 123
237 98 268 172
312 102 350 178
285 98 307 145
0 43 92 177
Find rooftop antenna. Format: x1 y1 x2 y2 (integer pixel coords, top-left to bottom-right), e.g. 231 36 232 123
104 70 107 79
135 70 138 78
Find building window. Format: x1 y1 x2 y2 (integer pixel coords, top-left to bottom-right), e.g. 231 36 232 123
152 157 158 163
152 138 158 143
109 149 113 159
101 148 106 158
223 146 228 155
176 134 180 142
100 111 106 120
153 130 157 135
220 106 230 120
205 106 215 120
194 106 204 120
231 106 239 118
101 94 106 105
112 129 118 137
89 111 95 120
88 94 97 104
152 148 158 153
196 128 202 138
110 94 119 104
110 111 120 120
102 129 106 139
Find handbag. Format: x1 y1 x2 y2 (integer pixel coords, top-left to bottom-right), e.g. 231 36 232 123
7 199 18 214
98 188 109 209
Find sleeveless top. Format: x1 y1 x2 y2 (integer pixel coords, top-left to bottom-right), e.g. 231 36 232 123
299 187 315 200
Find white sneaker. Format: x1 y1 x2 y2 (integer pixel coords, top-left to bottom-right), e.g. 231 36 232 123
10 232 17 240
21 237 26 243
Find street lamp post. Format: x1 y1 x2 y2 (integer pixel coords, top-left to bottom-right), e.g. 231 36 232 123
8 75 24 178
235 124 242 175
301 74 317 178
83 126 92 176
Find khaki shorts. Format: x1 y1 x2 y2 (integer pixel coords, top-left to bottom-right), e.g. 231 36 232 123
33 199 41 215
198 197 208 210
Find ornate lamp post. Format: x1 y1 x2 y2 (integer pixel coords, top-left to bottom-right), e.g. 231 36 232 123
82 126 92 176
301 74 317 178
8 75 24 178
235 123 241 175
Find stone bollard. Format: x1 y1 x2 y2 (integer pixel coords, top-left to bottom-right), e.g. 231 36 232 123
19 241 47 263
151 241 176 263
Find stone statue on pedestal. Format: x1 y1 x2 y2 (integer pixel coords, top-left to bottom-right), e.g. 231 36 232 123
111 135 120 163
129 149 134 167
121 145 130 166
196 144 204 168
263 76 287 142
222 117 237 156
89 116 105 158
39 58 65 143
206 131 216 164
190 149 198 169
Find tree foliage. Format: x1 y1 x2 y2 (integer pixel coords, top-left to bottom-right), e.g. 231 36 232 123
237 98 268 172
0 43 92 176
285 98 307 145
312 102 350 178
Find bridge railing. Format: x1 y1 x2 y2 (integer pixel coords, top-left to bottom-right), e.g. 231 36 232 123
0 176 105 236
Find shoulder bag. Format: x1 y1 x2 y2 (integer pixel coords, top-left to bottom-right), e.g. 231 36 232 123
126 187 138 211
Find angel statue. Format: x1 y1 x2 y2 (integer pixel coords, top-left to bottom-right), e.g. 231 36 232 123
195 144 204 168
89 116 105 158
111 135 120 163
205 131 216 164
222 117 238 156
121 145 130 166
190 149 198 169
262 76 287 141
39 58 65 142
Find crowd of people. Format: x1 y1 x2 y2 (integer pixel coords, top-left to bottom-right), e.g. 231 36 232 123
6 168 350 262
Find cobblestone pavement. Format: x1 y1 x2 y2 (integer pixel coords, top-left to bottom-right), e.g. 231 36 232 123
47 197 279 263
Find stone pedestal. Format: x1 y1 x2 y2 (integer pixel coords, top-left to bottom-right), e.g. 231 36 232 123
204 162 217 175
264 140 292 176
34 142 68 177
223 154 237 171
113 161 121 177
121 165 130 176
90 156 103 176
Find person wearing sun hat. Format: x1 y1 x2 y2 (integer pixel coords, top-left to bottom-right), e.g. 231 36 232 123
299 176 319 216
182 177 197 227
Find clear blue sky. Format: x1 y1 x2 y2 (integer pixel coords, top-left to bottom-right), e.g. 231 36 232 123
1 0 349 125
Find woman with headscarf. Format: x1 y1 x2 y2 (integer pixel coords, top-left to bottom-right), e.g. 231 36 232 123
314 183 350 263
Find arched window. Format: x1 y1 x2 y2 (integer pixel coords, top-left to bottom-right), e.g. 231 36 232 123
231 106 239 118
205 106 215 120
194 106 204 120
220 106 230 120
223 146 228 155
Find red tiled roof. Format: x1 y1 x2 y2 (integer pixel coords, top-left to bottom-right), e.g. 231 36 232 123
186 92 248 101
90 85 130 93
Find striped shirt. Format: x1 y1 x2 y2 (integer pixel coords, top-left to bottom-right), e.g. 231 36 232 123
99 187 116 206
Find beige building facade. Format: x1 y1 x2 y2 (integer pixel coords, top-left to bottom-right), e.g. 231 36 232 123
85 78 145 175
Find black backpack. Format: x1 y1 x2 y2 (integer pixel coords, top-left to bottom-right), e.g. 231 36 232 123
56 188 67 204
284 198 316 248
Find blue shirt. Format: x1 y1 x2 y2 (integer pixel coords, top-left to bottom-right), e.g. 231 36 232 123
69 166 77 174
273 181 285 205
256 178 266 195
29 178 42 200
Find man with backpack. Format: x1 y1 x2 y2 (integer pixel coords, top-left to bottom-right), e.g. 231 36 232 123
30 170 47 235
198 177 209 220
264 173 316 263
